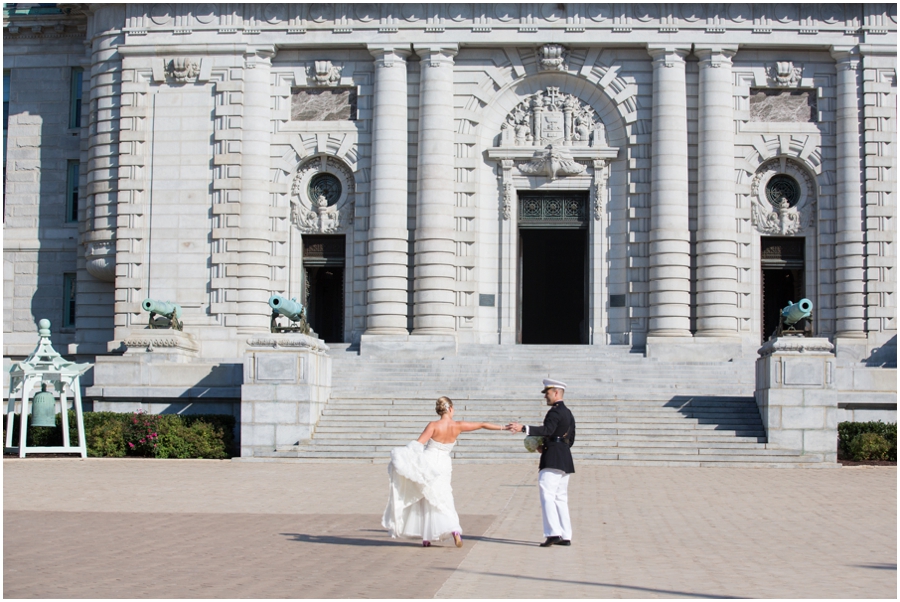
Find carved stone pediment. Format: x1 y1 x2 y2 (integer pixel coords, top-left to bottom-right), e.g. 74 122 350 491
290 157 355 234
499 87 607 148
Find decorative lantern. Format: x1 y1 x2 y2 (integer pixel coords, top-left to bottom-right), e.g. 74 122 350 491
30 383 57 427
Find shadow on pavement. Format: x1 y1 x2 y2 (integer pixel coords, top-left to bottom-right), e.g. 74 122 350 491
280 532 408 547
851 563 897 571
443 568 747 599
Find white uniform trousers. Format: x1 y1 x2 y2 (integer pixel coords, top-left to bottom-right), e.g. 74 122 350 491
538 468 572 540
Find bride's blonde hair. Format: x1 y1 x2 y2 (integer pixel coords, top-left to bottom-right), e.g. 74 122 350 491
435 396 453 416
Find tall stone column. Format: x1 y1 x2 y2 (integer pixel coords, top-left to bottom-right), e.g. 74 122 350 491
83 26 121 286
412 45 458 335
365 46 411 335
694 46 740 339
830 47 866 341
647 46 692 339
236 47 275 333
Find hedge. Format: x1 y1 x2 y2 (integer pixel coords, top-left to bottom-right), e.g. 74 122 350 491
3 410 236 459
838 421 897 462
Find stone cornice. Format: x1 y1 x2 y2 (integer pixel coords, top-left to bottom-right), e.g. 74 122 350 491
58 4 892 47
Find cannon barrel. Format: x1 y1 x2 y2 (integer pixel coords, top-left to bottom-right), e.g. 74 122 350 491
142 298 182 320
781 298 813 326
268 294 304 323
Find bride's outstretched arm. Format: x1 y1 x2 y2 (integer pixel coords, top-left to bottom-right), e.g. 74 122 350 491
457 421 505 432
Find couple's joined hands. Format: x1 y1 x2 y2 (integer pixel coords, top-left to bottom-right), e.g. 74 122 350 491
504 422 523 432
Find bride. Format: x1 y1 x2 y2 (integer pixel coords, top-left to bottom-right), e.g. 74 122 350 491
382 396 509 547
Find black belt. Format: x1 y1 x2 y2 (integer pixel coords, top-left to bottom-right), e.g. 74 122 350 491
547 437 569 444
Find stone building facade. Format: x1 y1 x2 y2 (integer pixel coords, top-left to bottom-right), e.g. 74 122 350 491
3 4 896 422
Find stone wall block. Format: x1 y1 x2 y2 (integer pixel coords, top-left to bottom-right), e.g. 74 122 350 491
767 428 802 451
803 429 839 455
781 406 825 430
254 401 299 424
240 384 276 403
275 424 309 447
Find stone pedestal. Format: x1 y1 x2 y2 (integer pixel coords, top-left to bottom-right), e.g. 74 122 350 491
88 329 242 415
240 334 331 456
755 337 838 462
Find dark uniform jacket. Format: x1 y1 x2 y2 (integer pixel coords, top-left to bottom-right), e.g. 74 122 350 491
527 401 576 474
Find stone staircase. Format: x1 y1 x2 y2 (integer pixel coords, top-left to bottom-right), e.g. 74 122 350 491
267 344 832 467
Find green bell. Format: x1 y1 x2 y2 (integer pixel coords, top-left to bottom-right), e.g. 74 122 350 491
31 383 57 427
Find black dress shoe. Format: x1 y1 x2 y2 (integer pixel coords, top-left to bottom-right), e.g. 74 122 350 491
555 539 571 546
540 536 562 547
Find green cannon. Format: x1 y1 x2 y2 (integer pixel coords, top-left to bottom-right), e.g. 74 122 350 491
776 298 813 338
268 294 310 334
142 298 183 331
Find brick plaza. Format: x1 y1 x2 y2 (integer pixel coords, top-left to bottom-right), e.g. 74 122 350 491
3 458 896 598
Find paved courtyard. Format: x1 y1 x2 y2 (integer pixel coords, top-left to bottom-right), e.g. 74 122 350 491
3 458 896 598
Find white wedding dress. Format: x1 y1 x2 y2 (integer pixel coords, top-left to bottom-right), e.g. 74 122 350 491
382 439 462 543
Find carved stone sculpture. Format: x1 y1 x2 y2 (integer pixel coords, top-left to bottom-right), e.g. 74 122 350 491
309 60 342 86
518 145 586 180
500 87 607 148
168 57 200 82
538 44 567 71
771 61 802 87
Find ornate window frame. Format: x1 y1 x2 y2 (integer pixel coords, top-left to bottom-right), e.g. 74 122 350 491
290 155 355 234
750 158 817 236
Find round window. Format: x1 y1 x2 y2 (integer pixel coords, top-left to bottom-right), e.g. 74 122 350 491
765 174 801 208
308 173 342 206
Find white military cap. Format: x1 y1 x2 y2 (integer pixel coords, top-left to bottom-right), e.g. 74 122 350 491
542 378 567 392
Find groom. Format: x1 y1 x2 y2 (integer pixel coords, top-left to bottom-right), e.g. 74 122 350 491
508 378 575 547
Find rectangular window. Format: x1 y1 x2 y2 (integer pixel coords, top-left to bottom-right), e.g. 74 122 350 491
69 67 83 128
3 70 9 150
4 70 10 220
63 273 77 327
66 160 80 222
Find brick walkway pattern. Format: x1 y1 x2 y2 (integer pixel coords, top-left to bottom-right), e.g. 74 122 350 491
3 459 896 598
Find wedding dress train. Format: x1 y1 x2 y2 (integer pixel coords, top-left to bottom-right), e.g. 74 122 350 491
382 439 462 543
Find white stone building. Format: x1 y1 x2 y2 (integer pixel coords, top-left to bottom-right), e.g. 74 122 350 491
3 4 896 458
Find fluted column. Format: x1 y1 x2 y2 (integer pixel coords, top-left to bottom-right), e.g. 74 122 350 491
647 46 692 338
694 46 739 337
412 45 458 335
830 47 866 339
365 46 412 335
236 47 275 333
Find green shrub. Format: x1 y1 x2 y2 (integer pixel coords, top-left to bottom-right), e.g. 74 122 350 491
848 432 892 461
4 411 236 459
838 421 897 462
